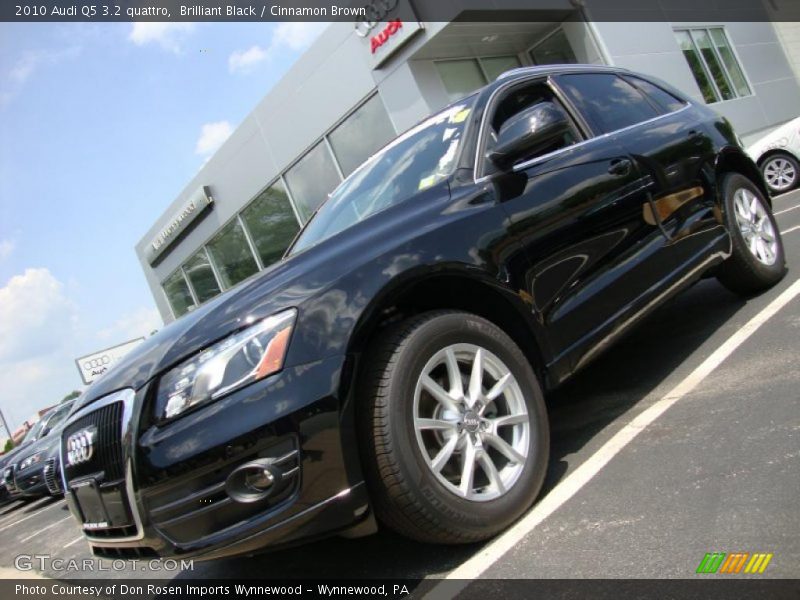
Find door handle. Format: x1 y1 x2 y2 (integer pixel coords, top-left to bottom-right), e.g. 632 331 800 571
608 158 632 177
688 130 705 145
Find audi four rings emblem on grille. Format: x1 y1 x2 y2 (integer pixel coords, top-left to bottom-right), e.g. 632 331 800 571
66 427 96 466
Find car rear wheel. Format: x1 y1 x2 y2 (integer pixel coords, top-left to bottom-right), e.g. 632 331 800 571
717 173 787 295
761 152 799 195
359 310 549 544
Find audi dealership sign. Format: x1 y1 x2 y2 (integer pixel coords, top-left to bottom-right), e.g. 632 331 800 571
355 0 422 68
74 337 145 385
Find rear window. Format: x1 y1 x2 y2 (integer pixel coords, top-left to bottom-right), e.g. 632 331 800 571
557 73 659 134
625 75 686 114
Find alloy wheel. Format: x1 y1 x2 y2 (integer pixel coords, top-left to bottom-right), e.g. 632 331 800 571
412 343 530 502
763 157 797 192
732 187 778 266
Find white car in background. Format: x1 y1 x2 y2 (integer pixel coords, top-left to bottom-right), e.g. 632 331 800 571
747 116 800 195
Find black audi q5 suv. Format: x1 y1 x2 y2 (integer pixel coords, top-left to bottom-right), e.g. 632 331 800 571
60 65 786 560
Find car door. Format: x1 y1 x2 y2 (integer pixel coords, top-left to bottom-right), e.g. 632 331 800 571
616 74 725 265
480 76 667 381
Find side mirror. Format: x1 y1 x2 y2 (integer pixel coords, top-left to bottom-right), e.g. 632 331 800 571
486 101 571 170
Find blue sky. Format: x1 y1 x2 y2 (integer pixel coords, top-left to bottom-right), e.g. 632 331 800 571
0 21 327 433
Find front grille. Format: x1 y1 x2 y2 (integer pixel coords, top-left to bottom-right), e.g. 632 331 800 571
63 401 124 482
43 458 61 494
3 465 17 494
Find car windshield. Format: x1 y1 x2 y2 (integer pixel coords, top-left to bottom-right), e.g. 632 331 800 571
42 404 72 435
290 98 475 254
22 419 46 443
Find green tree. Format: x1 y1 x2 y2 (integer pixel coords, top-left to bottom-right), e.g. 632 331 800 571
61 390 81 403
3 439 13 453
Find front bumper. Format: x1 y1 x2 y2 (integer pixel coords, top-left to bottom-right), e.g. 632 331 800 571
61 354 371 560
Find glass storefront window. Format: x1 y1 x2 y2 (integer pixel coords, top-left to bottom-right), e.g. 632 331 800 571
436 59 487 101
676 28 751 104
240 180 300 268
480 55 522 81
530 29 577 65
206 218 259 289
328 94 396 176
284 141 342 221
182 248 221 304
163 270 195 317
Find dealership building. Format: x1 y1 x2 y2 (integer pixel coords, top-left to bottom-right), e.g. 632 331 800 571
136 0 800 323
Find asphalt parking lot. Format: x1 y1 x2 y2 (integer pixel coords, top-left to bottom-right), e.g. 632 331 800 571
2 190 799 583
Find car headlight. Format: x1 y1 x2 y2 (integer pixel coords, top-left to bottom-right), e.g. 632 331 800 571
156 308 297 421
19 453 42 471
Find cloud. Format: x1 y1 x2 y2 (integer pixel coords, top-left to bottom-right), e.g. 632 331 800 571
1 47 80 107
97 306 162 342
195 121 232 155
0 240 14 261
0 269 82 428
0 268 78 363
128 22 195 53
227 22 326 75
271 22 328 52
228 45 268 73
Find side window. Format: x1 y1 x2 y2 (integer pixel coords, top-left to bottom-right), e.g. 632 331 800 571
557 73 659 134
625 75 686 114
485 81 580 171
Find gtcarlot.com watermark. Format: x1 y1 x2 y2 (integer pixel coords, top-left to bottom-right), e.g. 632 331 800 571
15 554 194 573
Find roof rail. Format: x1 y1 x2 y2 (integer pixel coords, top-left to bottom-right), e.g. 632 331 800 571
495 64 623 81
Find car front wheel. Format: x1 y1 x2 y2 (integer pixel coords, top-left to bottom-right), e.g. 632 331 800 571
359 310 549 544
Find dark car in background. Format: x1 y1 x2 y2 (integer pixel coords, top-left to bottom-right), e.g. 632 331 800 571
14 400 77 498
1 414 53 501
60 65 786 560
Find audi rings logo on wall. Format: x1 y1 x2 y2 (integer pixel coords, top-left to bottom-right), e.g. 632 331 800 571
354 0 399 37
66 427 96 467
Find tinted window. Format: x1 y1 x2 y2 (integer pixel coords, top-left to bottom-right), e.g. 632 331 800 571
558 73 659 134
206 219 259 289
626 76 686 114
240 180 300 267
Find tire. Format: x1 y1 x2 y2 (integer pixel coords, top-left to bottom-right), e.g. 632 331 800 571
358 310 549 544
717 172 787 296
760 152 799 195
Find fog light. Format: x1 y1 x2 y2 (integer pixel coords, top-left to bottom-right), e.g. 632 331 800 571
225 459 281 503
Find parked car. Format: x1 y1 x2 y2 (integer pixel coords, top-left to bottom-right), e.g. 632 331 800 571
14 400 76 498
1 415 52 501
746 116 800 195
60 65 786 560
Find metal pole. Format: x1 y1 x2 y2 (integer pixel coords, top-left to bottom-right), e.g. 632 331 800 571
0 407 12 448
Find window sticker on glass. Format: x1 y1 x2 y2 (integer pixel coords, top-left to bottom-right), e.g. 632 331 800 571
418 175 437 190
450 108 471 124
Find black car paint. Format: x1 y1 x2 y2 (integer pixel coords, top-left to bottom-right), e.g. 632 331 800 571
62 65 763 559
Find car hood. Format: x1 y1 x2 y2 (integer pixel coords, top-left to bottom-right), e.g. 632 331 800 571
72 256 308 412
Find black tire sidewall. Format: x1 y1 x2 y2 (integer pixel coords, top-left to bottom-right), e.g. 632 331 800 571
761 153 800 195
381 312 549 535
723 172 786 280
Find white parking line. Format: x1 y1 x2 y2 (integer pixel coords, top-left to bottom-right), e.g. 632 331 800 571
63 535 84 549
431 278 800 595
774 204 800 216
19 515 73 543
0 500 65 534
781 224 800 235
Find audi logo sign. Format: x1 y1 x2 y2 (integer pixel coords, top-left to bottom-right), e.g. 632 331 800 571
354 0 399 37
66 427 96 467
74 337 146 385
354 0 423 69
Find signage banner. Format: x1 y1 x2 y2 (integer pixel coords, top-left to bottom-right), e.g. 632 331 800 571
145 186 213 265
74 338 146 385
354 0 423 69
